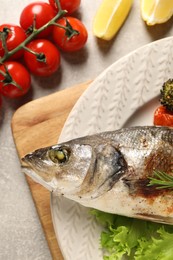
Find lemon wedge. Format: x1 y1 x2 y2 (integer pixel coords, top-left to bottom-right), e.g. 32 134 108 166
93 0 133 40
141 0 173 25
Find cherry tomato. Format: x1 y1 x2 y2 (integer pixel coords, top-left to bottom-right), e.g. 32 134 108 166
154 105 173 127
49 0 81 14
0 61 31 98
24 39 61 77
0 24 26 59
52 17 88 52
20 2 55 38
0 95 2 108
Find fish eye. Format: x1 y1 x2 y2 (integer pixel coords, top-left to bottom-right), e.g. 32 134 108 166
48 147 70 164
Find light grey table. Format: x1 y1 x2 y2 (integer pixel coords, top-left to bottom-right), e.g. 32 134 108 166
0 1 173 259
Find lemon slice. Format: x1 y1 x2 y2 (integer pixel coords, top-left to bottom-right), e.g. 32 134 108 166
141 0 173 25
93 0 133 41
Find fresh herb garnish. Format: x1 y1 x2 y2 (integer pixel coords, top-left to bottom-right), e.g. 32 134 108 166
148 170 173 190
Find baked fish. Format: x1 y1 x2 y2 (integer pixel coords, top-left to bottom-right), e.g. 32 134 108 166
22 126 173 224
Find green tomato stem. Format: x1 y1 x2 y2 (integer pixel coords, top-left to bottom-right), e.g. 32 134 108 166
0 66 8 78
55 0 62 12
0 29 9 59
0 63 23 90
0 2 67 63
23 46 46 63
52 20 79 40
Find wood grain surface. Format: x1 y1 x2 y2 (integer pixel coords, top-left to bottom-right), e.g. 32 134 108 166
11 80 91 260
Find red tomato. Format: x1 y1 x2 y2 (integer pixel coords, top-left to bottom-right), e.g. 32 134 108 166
52 17 88 52
24 39 61 76
49 0 81 14
0 61 31 98
0 24 26 59
0 95 2 108
20 2 55 38
154 105 173 127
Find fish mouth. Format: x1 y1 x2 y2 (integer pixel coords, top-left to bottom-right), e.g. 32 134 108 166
21 156 30 167
21 150 55 182
21 165 56 192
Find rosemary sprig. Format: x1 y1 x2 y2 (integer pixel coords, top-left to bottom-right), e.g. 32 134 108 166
148 170 173 189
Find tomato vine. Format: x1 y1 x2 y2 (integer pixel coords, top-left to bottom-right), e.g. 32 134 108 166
0 1 66 63
0 0 87 100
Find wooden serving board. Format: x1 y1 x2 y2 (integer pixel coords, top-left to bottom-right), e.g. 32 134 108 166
11 80 92 260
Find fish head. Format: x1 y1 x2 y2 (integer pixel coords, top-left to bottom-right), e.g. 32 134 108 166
22 135 128 203
22 141 93 195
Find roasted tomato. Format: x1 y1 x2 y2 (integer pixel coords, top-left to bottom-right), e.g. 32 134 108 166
154 105 173 127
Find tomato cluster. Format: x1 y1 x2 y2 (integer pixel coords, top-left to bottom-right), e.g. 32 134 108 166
0 0 87 103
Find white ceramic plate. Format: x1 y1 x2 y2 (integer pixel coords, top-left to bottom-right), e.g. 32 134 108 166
51 36 173 260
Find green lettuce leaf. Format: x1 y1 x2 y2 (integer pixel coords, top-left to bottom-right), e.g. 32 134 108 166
90 209 173 260
135 226 173 260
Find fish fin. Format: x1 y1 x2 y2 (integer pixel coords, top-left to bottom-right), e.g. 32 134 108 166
136 213 173 225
